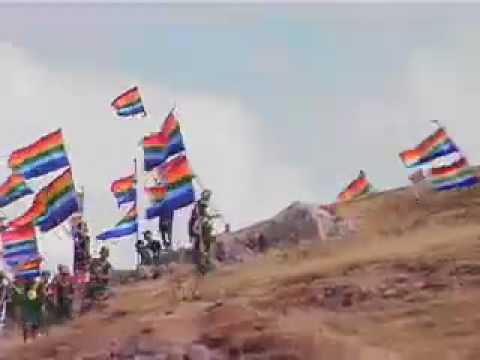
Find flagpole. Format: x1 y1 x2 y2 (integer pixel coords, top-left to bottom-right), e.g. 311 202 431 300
134 157 140 269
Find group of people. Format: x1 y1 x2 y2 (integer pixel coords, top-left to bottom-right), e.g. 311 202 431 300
0 245 112 342
0 188 224 342
134 189 222 274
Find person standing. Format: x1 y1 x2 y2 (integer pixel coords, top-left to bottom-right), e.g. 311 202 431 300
37 271 52 335
135 238 152 266
0 272 8 330
144 231 161 265
159 210 174 249
88 247 112 301
190 190 220 274
21 279 43 342
51 265 74 322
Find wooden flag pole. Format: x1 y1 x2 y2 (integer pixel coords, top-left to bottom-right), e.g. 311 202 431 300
134 157 140 269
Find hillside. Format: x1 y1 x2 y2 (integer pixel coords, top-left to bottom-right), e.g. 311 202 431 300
3 182 480 359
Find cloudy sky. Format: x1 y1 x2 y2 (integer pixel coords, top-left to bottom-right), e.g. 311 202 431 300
1 3 480 270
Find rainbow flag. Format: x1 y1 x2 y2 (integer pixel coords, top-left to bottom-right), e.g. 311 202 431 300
145 154 195 218
1 224 41 280
8 129 70 179
36 168 79 232
111 174 136 207
155 155 194 189
145 185 167 203
8 189 48 228
0 174 33 208
14 256 42 281
399 128 459 168
97 203 138 240
111 86 146 117
143 110 185 171
145 181 195 219
429 157 478 191
337 170 373 202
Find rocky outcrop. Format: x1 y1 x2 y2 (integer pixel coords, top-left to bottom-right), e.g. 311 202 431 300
215 201 357 263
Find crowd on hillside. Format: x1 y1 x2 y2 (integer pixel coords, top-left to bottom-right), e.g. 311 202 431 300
0 234 112 343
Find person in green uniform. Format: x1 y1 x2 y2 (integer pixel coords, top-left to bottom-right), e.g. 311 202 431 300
190 190 220 274
21 279 43 342
88 246 112 301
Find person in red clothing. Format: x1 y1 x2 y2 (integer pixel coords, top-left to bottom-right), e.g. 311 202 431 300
51 265 74 322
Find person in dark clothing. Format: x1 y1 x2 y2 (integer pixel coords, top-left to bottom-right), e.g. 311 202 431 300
257 232 267 253
51 265 74 322
159 210 174 249
144 231 161 265
135 239 152 266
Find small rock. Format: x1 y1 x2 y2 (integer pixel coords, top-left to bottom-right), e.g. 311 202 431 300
254 323 265 331
421 280 448 290
393 274 409 284
205 300 223 313
413 281 426 289
382 288 399 298
188 344 211 360
166 346 187 360
137 336 160 355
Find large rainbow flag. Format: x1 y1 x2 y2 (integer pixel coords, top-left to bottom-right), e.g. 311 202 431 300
1 224 41 280
155 154 194 188
337 170 373 202
111 174 136 207
8 129 70 179
0 174 33 208
8 189 48 228
399 128 459 168
97 203 137 240
143 110 185 171
145 155 195 219
36 168 79 232
111 86 146 117
429 157 478 192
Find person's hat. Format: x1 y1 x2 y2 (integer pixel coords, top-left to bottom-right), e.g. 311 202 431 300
201 189 212 200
